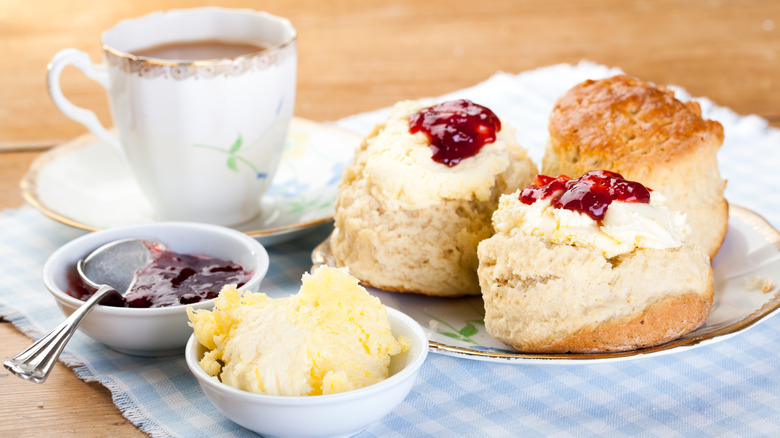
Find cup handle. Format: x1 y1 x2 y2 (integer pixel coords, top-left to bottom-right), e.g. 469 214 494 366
47 48 124 158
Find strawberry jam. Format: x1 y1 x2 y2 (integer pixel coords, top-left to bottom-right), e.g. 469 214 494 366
67 249 251 308
408 99 501 167
519 170 651 221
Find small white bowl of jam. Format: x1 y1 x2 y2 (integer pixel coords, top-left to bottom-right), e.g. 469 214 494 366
44 222 268 356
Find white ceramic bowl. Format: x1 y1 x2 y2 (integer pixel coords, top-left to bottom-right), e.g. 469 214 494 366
44 222 269 356
185 307 428 438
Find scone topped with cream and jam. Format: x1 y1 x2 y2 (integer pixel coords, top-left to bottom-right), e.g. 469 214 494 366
330 99 537 296
477 170 713 353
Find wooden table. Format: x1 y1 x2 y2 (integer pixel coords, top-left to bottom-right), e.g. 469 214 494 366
1 0 778 436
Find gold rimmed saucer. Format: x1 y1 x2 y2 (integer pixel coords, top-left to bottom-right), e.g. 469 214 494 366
21 118 360 246
312 205 780 363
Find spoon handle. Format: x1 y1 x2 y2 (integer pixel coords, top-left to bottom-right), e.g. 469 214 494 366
3 285 118 383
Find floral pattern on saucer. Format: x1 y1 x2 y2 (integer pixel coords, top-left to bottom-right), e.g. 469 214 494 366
22 118 360 246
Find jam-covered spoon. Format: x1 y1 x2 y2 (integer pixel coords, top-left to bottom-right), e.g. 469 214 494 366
3 238 165 383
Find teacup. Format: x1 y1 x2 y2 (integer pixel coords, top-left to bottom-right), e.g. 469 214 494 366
47 7 297 226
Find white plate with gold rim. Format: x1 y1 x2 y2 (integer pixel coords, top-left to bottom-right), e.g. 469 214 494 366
21 118 360 245
313 205 780 363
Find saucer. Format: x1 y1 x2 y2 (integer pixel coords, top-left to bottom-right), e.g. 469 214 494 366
21 118 361 245
313 205 780 364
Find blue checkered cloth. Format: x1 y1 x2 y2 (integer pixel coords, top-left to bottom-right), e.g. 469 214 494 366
3 62 780 437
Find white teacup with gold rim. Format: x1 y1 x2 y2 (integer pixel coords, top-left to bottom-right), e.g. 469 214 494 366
47 7 297 226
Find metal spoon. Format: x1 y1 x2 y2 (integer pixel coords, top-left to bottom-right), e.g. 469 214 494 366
3 237 165 383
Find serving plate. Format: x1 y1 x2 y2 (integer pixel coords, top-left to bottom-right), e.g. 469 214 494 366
313 205 780 363
21 118 360 246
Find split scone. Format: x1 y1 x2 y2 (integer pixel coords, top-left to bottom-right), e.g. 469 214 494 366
542 75 727 259
477 171 713 353
330 99 537 296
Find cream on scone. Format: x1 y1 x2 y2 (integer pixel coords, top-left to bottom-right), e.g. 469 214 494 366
331 99 537 296
542 75 727 259
477 171 713 353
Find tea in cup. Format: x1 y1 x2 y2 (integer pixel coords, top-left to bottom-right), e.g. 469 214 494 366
48 8 297 226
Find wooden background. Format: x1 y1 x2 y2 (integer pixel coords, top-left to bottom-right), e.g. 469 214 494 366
1 0 778 436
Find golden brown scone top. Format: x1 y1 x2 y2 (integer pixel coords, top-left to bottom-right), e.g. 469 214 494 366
548 75 724 173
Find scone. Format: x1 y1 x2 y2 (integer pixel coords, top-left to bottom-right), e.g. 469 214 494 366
330 99 538 296
477 171 713 353
542 75 727 259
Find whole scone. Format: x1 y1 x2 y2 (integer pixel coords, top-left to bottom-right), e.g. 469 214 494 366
331 99 537 296
542 75 727 259
477 171 714 353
